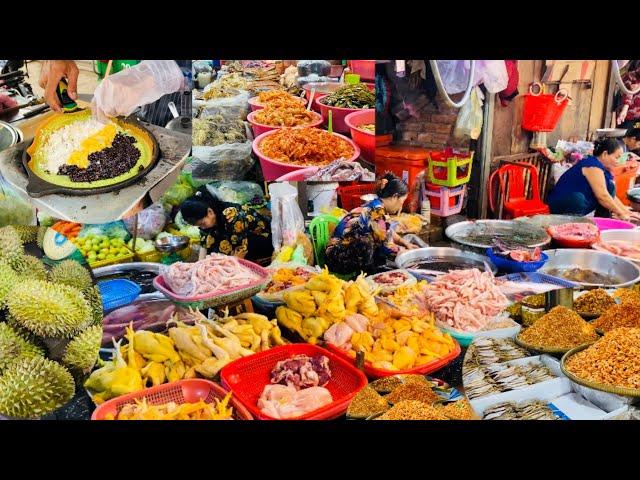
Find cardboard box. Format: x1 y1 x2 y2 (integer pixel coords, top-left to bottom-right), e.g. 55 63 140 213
543 60 595 83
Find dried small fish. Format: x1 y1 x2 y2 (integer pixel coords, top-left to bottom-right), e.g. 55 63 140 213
464 361 556 399
483 400 560 420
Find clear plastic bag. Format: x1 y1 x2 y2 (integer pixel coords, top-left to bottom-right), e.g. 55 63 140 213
269 182 305 252
454 86 484 140
205 181 265 206
192 60 213 75
0 175 35 227
188 142 254 183
78 221 129 240
436 60 508 94
122 203 167 240
159 172 196 208
91 60 184 120
297 60 332 77
475 60 508 93
194 89 250 120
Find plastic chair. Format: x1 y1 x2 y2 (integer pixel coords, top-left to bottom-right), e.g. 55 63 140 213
308 214 340 267
489 163 550 219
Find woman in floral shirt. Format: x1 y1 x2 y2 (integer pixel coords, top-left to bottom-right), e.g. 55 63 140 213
617 61 640 130
325 173 417 274
180 186 272 261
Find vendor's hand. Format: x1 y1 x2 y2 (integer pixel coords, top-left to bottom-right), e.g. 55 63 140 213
39 60 78 112
629 211 640 221
617 105 629 126
91 60 183 121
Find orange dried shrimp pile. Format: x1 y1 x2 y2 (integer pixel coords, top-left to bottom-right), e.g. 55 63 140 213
254 106 318 127
257 90 304 109
258 128 355 166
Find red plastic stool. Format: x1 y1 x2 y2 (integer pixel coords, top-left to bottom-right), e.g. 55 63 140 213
489 163 550 219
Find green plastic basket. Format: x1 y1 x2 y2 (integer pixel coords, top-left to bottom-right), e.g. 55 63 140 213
309 214 339 267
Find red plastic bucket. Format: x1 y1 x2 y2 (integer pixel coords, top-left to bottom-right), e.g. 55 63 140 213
522 83 570 132
344 109 375 163
348 60 375 82
247 110 323 137
253 129 361 181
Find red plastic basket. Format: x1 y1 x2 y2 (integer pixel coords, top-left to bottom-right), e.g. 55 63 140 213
91 379 253 420
220 344 368 420
326 340 461 380
522 83 570 132
337 183 376 211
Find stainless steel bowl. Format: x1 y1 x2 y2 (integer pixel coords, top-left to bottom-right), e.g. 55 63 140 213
155 235 190 253
593 229 640 266
92 262 162 277
539 249 640 288
395 246 497 274
445 220 551 251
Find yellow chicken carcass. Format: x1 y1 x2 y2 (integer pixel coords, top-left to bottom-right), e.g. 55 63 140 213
269 320 285 346
355 276 378 317
351 331 374 353
393 346 417 370
133 330 181 363
301 316 330 342
283 290 317 317
276 306 303 333
310 290 328 308
165 360 186 383
168 326 211 364
85 340 143 403
141 361 166 387
392 319 412 334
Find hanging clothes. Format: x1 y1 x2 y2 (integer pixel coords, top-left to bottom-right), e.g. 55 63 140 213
499 60 520 107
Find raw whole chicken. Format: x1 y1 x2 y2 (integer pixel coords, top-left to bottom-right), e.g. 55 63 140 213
257 384 333 419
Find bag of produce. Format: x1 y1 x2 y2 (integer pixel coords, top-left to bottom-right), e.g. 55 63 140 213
205 181 265 206
187 142 255 183
0 175 35 227
123 203 167 240
194 89 250 120
453 86 484 140
269 182 305 253
159 171 196 208
79 221 129 241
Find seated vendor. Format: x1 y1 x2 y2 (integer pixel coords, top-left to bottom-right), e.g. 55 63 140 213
623 128 640 158
325 173 417 275
179 186 273 262
547 138 640 221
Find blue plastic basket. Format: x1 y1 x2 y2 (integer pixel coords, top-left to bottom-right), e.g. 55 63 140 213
500 272 577 289
98 279 142 312
486 249 549 273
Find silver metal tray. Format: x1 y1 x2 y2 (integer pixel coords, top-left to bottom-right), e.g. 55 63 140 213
539 249 640 288
445 220 551 250
92 262 162 278
395 247 497 274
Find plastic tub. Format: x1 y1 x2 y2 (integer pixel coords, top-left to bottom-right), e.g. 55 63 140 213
375 145 429 206
338 183 376 211
134 250 162 263
592 217 635 231
486 249 549 273
348 60 375 81
247 110 323 137
344 109 375 163
276 167 319 182
247 95 306 112
612 160 638 206
220 344 367 420
97 279 142 312
253 129 361 181
376 134 393 147
91 379 253 420
88 249 135 269
318 98 370 134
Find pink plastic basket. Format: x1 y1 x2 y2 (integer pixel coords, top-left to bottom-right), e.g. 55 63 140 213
91 379 253 420
348 60 375 81
247 110 323 137
253 129 361 181
344 109 375 164
318 98 371 135
425 184 467 217
276 167 320 181
220 344 367 420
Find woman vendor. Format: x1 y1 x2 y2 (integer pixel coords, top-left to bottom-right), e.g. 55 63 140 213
325 173 418 275
179 186 273 262
547 138 640 221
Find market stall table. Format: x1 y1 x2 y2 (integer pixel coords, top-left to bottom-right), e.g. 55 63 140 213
0 121 191 223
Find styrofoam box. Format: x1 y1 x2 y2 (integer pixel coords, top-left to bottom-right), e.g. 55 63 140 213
548 393 629 420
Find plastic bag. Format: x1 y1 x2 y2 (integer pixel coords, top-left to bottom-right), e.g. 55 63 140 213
454 86 484 140
92 60 184 120
78 221 129 240
123 203 167 240
0 175 35 227
159 172 196 208
297 60 332 77
269 182 305 252
436 60 508 94
192 60 213 75
552 162 573 184
194 89 250 120
186 143 255 184
474 60 508 93
205 181 265 206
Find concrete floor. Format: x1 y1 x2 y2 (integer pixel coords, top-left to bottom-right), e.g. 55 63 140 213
24 60 99 101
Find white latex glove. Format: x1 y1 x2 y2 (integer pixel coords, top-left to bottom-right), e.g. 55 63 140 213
91 60 184 121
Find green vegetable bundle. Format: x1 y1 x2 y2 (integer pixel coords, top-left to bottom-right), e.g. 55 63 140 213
321 84 375 109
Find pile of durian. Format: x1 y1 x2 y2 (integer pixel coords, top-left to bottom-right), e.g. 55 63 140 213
0 226 103 419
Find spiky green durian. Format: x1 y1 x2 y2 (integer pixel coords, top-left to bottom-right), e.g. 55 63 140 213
62 325 102 373
82 285 104 326
6 279 91 339
11 255 48 281
0 357 75 419
49 260 93 291
0 323 45 374
36 225 47 249
0 226 25 268
0 262 19 306
11 225 39 245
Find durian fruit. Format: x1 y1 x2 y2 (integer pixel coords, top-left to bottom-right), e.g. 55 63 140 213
11 225 39 245
0 262 19 306
0 357 75 419
6 279 91 338
11 255 48 281
49 259 93 291
82 285 104 326
0 323 45 374
0 226 25 268
62 325 102 373
36 225 47 249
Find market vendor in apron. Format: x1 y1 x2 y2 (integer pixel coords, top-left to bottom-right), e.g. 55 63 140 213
546 138 640 221
179 186 273 262
325 173 418 275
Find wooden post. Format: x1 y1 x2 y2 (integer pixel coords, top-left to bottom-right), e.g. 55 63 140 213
478 92 496 219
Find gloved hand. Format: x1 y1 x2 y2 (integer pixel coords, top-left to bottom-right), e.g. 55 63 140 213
39 60 79 112
91 60 184 121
